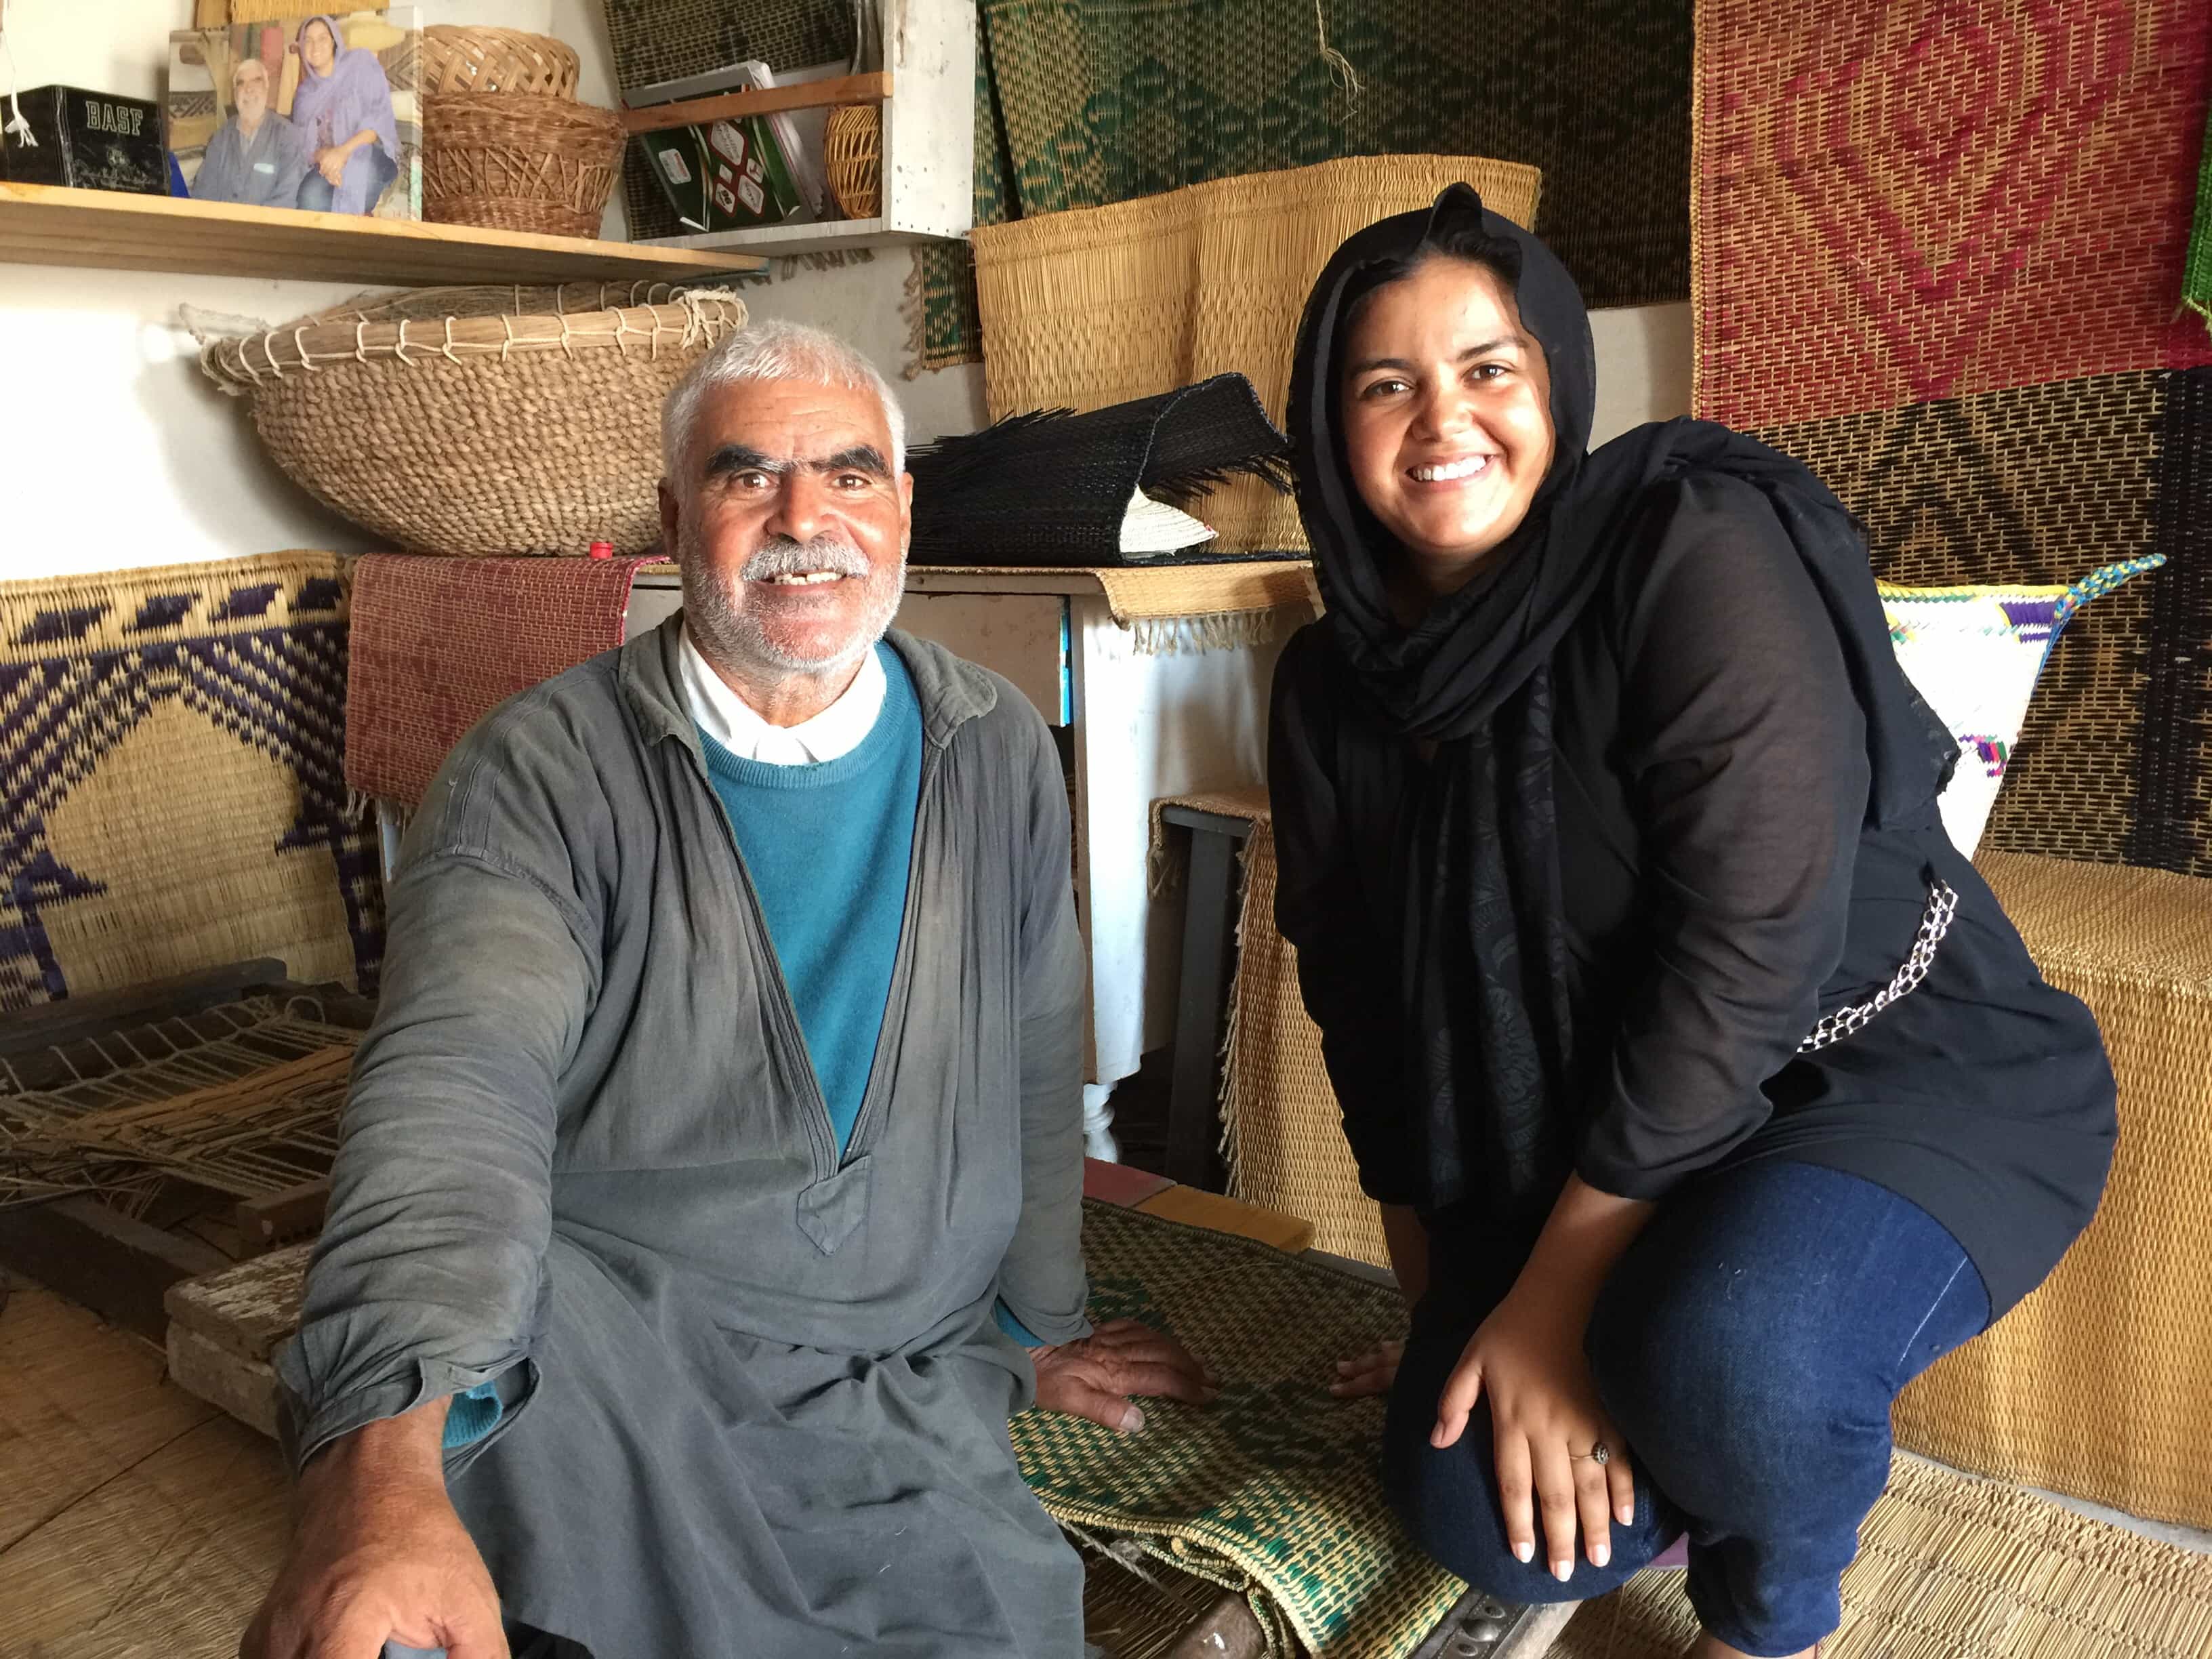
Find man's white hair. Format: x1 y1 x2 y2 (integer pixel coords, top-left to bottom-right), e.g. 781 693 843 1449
661 317 907 480
233 56 270 86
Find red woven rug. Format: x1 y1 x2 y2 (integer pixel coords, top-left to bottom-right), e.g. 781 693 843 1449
344 556 661 809
1695 0 2212 428
1694 0 2212 875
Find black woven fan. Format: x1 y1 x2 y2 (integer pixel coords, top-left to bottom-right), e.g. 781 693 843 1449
906 373 1293 567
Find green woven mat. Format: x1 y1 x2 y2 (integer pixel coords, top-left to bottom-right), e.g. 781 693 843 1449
910 0 1692 372
1010 1200 1463 1659
2189 98 2212 335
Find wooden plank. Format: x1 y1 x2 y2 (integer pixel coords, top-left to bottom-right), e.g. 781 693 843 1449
1134 1186 1316 1254
0 958 285 1058
619 71 893 136
233 1176 331 1254
0 182 765 286
164 1240 311 1362
0 1195 230 1341
167 1322 281 1438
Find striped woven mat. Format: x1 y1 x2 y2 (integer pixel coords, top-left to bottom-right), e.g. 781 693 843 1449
1010 1200 1457 1658
1692 0 2212 877
344 554 660 809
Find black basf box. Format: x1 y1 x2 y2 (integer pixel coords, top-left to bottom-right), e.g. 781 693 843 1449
0 86 167 195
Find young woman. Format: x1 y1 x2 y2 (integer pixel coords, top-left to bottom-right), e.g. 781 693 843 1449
289 14 400 216
1269 186 2115 1659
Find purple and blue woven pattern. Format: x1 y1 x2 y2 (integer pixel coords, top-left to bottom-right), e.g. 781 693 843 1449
0 554 382 1010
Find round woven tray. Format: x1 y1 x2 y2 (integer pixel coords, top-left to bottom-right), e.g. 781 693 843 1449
201 284 750 557
423 91 626 239
420 24 580 98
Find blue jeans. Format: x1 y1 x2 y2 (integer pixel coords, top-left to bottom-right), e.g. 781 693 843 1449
1383 1162 1990 1656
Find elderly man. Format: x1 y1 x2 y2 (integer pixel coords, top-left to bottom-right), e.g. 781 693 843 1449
244 321 1211 1659
191 56 311 208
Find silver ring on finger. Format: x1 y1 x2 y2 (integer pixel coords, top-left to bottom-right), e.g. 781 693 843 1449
1570 1440 1610 1466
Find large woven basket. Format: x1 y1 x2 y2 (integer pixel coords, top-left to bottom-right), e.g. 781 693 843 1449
420 24 580 98
972 155 1542 554
423 91 626 239
200 283 749 557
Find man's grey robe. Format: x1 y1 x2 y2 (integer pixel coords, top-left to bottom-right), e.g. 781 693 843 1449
192 110 312 207
277 620 1092 1657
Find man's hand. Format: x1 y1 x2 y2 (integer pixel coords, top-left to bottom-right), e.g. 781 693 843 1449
1030 1318 1217 1433
240 1400 506 1659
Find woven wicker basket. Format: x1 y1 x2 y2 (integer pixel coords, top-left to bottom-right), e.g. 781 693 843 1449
420 25 580 98
823 105 882 219
201 283 749 557
423 91 626 239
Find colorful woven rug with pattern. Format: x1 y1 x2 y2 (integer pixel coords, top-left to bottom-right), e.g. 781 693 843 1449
0 554 381 1010
344 554 661 811
900 0 1692 372
1008 1200 1460 1659
1694 0 2212 876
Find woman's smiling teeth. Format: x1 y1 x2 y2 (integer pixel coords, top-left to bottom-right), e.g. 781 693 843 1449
1410 455 1494 483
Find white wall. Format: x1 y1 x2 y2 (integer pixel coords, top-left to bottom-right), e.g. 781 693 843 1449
0 1 1686 583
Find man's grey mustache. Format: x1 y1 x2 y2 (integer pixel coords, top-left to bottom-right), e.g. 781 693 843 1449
739 535 870 581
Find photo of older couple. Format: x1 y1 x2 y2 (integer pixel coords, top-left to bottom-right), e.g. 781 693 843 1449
167 9 420 219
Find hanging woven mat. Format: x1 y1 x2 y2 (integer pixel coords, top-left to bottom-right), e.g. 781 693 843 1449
420 24 580 98
198 284 748 556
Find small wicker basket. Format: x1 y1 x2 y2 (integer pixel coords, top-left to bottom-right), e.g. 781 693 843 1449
420 25 581 98
823 105 882 220
201 284 750 557
422 91 626 239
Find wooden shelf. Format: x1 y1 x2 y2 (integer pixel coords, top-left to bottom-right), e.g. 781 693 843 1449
0 182 766 287
620 71 892 136
647 216 949 256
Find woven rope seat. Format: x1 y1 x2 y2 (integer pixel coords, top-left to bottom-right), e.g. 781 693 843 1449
199 283 747 557
1199 811 2212 1530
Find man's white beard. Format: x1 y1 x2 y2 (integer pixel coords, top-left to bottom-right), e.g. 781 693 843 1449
679 525 906 684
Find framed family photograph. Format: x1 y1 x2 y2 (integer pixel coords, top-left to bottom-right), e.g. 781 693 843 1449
166 9 422 220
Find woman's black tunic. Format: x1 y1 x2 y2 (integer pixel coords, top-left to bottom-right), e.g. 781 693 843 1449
1270 471 2116 1317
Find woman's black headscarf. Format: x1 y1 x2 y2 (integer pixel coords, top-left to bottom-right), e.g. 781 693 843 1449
1286 184 1953 1220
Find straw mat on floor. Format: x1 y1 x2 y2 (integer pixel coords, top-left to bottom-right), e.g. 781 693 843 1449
1010 1200 1459 1658
1891 851 2212 1531
1549 1456 2212 1659
0 1282 290 1659
345 553 659 808
0 553 382 1010
971 157 1540 556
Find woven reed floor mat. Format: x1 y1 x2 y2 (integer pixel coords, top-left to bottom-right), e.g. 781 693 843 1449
1549 1456 2212 1659
1011 1199 1452 1657
1892 852 2212 1532
344 553 657 810
0 1281 291 1659
0 554 382 1011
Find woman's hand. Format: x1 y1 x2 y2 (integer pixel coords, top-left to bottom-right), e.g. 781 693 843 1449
1330 1338 1404 1398
1433 1287 1635 1582
1031 1318 1217 1433
314 145 348 186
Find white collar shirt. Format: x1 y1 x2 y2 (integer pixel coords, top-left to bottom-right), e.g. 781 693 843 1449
678 628 887 766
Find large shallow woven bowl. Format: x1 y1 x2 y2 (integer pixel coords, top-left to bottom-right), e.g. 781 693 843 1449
424 91 626 238
201 283 748 557
420 24 580 98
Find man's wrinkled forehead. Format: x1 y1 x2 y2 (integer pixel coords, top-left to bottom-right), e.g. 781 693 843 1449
683 377 894 477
